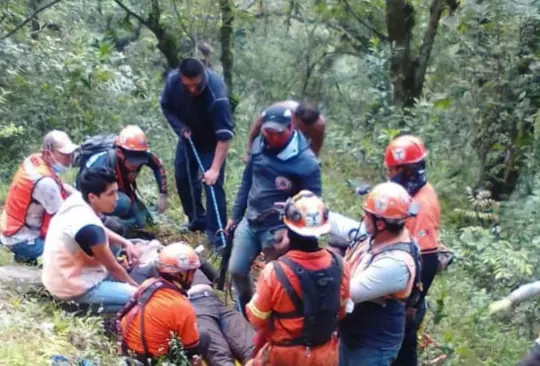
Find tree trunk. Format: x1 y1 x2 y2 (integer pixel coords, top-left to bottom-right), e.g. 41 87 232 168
385 0 451 108
219 0 234 95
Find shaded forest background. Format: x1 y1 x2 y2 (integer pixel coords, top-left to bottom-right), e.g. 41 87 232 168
2 0 540 364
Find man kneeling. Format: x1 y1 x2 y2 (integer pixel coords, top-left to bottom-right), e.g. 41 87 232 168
117 242 202 366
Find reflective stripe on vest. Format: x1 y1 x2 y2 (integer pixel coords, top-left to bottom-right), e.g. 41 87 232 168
0 154 66 237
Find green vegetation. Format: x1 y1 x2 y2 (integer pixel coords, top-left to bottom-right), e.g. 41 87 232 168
1 0 540 364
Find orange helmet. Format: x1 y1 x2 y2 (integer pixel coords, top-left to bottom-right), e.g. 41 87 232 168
156 242 201 274
384 135 428 167
116 125 149 152
363 182 417 222
283 190 330 237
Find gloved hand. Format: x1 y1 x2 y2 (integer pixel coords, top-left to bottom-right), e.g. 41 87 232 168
489 298 512 315
157 193 168 214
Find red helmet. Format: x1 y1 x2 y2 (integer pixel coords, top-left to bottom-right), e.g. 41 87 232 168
384 135 428 167
363 182 416 221
116 125 149 152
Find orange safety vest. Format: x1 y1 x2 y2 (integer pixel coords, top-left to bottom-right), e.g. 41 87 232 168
0 153 67 238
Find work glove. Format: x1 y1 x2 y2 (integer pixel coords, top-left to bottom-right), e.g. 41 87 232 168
157 193 168 214
489 298 512 315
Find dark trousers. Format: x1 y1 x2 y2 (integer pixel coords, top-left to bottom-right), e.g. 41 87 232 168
174 139 227 248
394 252 440 366
191 291 255 366
518 342 540 366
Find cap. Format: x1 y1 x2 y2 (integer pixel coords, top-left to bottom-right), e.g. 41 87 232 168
123 149 150 167
42 130 79 155
261 104 293 132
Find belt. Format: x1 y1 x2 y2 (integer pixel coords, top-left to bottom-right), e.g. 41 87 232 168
188 290 215 302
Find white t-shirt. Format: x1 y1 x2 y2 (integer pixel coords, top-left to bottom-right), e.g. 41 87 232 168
0 177 64 245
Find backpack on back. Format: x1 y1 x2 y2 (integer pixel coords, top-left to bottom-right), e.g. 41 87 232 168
72 134 117 168
272 250 343 348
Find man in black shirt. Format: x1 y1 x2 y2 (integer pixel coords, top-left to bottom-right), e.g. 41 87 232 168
160 58 234 250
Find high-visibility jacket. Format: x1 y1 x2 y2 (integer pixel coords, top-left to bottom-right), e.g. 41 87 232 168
0 153 66 238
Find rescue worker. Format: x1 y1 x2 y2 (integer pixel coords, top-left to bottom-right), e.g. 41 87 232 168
0 130 78 263
384 135 442 365
42 167 142 314
77 125 168 235
225 103 322 316
330 135 442 365
160 57 234 248
117 242 202 366
244 100 326 162
489 281 540 366
245 191 350 366
339 182 421 366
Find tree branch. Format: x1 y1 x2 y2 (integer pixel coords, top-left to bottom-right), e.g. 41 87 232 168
342 0 389 41
112 0 150 29
414 0 446 97
0 0 62 40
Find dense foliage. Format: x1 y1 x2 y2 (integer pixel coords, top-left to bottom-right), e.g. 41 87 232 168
2 0 540 364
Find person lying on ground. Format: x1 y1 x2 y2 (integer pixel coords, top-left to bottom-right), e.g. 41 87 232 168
76 125 168 236
244 100 326 162
189 256 255 366
338 182 422 366
245 191 350 366
225 103 322 317
117 242 203 366
0 130 78 264
42 166 148 314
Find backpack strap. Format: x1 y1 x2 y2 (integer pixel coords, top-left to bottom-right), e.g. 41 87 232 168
273 259 304 318
369 241 423 306
117 279 184 358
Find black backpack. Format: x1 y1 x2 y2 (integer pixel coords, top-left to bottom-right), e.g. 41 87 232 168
272 250 343 348
72 133 117 168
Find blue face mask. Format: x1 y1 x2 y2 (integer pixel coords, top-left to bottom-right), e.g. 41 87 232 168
51 154 69 174
52 162 68 174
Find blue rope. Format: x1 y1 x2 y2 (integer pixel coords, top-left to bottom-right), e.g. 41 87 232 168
186 137 227 251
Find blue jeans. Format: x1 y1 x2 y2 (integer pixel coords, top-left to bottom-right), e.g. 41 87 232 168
69 275 136 314
109 192 146 230
339 341 399 366
228 217 283 315
174 139 227 249
9 237 45 263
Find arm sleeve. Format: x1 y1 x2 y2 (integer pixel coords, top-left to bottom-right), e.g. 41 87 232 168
232 157 254 221
350 256 411 303
146 151 168 194
507 281 540 305
209 97 235 141
329 212 366 242
246 264 275 328
33 177 64 214
74 224 107 256
160 80 187 137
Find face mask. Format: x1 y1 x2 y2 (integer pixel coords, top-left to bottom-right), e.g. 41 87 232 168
51 154 69 174
389 163 427 196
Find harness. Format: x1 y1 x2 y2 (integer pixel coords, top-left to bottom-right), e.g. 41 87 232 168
271 250 343 348
368 241 423 308
116 278 186 364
